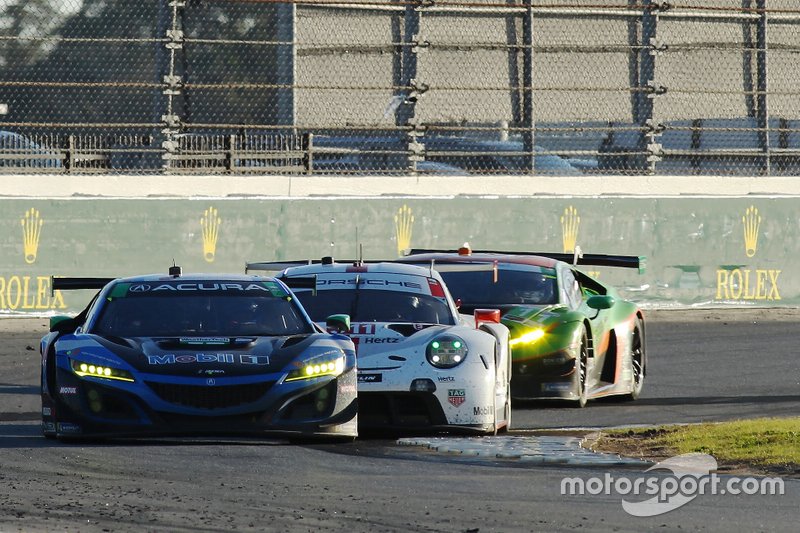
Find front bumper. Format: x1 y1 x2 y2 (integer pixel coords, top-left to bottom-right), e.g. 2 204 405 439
46 367 359 439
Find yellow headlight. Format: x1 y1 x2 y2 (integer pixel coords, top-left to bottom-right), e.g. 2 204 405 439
510 328 545 346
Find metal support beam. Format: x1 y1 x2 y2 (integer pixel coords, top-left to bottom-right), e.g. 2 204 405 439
756 0 770 175
395 2 423 173
521 0 534 174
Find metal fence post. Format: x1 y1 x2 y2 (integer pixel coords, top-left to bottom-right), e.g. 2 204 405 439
395 1 423 173
521 0 534 174
641 0 664 175
756 0 770 175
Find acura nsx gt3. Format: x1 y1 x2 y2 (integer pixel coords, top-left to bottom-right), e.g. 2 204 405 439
40 268 358 440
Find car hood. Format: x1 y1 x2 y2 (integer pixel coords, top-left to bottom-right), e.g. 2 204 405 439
499 304 571 330
347 322 447 367
79 334 321 377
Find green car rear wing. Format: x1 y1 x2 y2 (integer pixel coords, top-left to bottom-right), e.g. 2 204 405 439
407 249 646 274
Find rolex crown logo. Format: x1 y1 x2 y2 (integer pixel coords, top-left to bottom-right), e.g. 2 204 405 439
201 206 221 263
742 205 761 258
21 208 43 264
561 205 580 254
394 204 414 257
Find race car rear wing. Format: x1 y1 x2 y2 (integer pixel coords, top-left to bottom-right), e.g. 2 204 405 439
246 258 497 275
277 275 318 296
51 277 114 295
406 248 646 274
245 260 315 273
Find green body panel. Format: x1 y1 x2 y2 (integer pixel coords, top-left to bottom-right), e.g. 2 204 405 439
502 281 641 365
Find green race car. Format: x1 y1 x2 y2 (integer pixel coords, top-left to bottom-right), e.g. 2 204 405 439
398 245 646 407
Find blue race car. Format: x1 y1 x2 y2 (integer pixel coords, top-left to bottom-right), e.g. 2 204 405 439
40 267 358 441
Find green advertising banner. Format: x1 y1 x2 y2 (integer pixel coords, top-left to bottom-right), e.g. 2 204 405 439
0 197 795 314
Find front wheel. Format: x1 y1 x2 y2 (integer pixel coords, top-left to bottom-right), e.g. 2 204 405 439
572 328 589 408
622 320 645 401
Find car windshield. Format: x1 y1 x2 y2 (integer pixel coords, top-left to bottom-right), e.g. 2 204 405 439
440 267 558 306
93 283 314 337
294 289 455 325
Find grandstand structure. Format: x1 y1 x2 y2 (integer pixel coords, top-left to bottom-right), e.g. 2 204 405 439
0 0 798 175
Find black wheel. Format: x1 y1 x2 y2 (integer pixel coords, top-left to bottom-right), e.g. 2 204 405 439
623 319 645 401
572 327 588 408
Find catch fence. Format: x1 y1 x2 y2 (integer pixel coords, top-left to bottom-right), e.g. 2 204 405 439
0 0 798 175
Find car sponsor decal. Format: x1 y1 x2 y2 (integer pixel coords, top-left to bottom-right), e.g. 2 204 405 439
179 337 230 345
437 376 455 383
358 373 382 383
42 407 52 416
472 406 492 416
317 278 424 291
43 422 56 432
59 386 77 395
145 353 264 365
57 422 81 433
361 337 400 344
125 282 276 296
240 355 270 365
448 389 466 407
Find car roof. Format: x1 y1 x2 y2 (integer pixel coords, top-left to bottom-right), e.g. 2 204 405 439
399 252 561 269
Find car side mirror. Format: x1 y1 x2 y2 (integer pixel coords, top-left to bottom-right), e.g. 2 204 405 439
49 315 74 333
586 295 615 310
325 314 351 335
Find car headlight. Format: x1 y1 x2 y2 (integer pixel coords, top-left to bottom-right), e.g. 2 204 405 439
510 328 545 347
285 353 346 382
426 335 467 368
70 359 135 382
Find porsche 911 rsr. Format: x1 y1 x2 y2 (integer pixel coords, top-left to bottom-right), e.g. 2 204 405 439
40 269 358 440
398 245 646 407
246 259 511 434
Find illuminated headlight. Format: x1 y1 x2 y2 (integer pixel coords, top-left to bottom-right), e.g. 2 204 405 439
510 328 545 347
286 354 346 382
70 359 134 382
426 335 467 368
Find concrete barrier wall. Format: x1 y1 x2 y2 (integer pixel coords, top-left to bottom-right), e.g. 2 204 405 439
1 181 797 314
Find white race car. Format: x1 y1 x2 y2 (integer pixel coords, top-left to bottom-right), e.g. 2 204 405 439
247 258 512 434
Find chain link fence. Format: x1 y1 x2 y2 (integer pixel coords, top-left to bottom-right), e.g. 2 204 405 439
0 0 798 175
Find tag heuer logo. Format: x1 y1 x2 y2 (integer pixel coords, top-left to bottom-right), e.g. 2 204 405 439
448 389 466 407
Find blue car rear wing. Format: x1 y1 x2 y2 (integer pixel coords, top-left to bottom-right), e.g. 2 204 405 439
51 277 114 295
406 249 646 274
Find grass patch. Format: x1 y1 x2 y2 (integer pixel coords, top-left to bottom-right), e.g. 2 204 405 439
599 417 800 467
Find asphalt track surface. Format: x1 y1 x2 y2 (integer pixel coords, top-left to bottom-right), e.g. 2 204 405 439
1 309 798 532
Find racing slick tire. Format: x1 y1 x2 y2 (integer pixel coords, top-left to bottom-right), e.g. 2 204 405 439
571 327 589 408
622 319 645 401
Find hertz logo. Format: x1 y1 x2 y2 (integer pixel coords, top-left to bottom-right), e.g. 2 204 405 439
394 204 414 257
200 206 221 263
21 208 43 264
742 205 760 258
560 206 579 254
